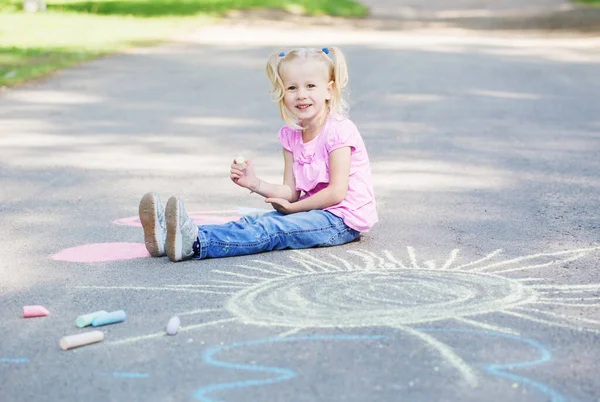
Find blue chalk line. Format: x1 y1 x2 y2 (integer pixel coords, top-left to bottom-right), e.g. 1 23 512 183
416 328 565 402
0 358 29 363
193 329 566 402
112 372 149 378
193 335 384 402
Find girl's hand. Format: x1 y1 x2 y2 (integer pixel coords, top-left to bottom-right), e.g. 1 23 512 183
265 197 296 214
230 159 259 191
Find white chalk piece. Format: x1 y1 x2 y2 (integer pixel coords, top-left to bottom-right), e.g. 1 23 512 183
166 316 180 336
234 155 246 169
60 331 104 350
75 310 107 328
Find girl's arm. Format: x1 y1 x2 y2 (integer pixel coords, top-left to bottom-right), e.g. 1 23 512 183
266 147 351 214
230 149 300 202
250 149 300 201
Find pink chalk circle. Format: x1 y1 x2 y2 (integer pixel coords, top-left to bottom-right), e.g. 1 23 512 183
23 305 49 318
51 243 151 263
112 216 143 227
113 211 241 228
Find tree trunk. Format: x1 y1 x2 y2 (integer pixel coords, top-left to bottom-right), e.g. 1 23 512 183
23 0 47 13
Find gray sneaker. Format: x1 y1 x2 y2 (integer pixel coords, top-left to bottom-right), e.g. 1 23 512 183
165 196 199 262
139 192 166 257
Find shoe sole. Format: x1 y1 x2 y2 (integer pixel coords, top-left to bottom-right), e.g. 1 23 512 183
139 193 164 257
165 197 183 262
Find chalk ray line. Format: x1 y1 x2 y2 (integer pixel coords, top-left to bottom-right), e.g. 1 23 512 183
531 301 600 308
292 257 334 273
394 325 478 387
441 249 460 270
347 250 376 270
407 247 421 269
207 279 255 285
500 310 600 334
415 328 566 402
210 270 269 281
328 253 354 271
288 257 318 273
250 260 304 275
193 335 385 402
382 250 408 269
453 249 503 270
453 317 520 335
531 283 600 291
166 284 246 289
289 255 334 272
177 309 221 317
515 278 545 282
108 318 238 346
469 247 599 273
234 264 287 277
359 249 387 269
277 328 305 338
180 318 239 333
292 250 343 271
487 261 555 274
513 307 600 326
490 253 588 275
74 286 231 295
541 296 600 301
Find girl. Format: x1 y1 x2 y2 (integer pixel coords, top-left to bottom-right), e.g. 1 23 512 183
139 47 378 262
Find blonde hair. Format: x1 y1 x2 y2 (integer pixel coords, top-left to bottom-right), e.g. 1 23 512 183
265 47 349 129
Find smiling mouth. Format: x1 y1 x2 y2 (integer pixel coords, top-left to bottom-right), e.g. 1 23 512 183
296 104 312 110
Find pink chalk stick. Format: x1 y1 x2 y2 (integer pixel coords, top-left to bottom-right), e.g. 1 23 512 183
22 305 49 318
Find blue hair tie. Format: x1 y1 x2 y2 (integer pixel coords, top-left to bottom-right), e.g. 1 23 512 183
279 51 285 57
322 47 330 54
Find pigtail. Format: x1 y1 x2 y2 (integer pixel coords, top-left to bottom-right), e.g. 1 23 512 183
266 50 302 129
265 51 285 102
326 47 349 118
328 47 348 91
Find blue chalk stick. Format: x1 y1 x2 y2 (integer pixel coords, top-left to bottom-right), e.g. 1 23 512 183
91 310 126 327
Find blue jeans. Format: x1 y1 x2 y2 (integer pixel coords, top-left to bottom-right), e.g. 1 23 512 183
193 210 360 259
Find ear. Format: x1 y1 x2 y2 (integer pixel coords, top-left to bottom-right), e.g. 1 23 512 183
326 80 334 100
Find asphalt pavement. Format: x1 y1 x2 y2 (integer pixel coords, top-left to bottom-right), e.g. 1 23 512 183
1 17 600 402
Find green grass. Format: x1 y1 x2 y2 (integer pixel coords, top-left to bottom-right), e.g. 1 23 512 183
575 0 600 4
0 0 368 86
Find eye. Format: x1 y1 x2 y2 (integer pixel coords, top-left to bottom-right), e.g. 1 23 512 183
307 84 316 88
287 86 297 91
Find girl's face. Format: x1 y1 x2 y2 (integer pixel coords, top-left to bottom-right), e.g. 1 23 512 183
280 59 333 126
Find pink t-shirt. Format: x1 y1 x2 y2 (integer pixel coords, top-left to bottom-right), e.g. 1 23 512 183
278 116 378 232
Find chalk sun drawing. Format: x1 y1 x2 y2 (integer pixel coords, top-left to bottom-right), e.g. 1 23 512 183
78 246 600 390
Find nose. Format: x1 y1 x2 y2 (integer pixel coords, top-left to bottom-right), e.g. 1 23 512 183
297 88 307 99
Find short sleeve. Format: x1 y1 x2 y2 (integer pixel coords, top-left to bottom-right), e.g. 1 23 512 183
325 120 359 153
277 126 296 152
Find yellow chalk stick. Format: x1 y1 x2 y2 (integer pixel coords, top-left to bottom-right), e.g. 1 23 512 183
60 331 104 350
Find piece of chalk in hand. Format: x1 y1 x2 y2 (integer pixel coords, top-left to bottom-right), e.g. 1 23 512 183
76 310 108 328
166 316 180 336
22 305 49 318
91 310 126 327
235 156 246 169
60 331 104 350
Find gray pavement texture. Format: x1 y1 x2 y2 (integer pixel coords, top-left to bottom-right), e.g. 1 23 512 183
359 0 600 32
234 0 600 32
1 17 600 402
